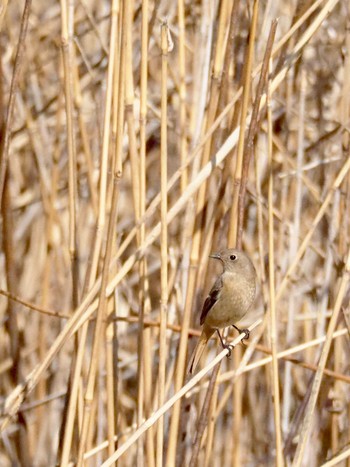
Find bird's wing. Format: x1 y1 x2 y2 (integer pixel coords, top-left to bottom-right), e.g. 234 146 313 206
200 275 223 325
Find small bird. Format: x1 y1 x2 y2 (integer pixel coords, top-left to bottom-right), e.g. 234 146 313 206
187 248 257 374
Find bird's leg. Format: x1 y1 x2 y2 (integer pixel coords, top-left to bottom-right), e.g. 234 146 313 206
216 330 234 358
232 324 250 340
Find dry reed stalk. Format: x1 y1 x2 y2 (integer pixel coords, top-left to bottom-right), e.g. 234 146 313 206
60 0 79 308
267 58 283 466
156 21 169 467
0 1 32 465
0 0 32 205
177 0 188 193
228 0 259 248
125 2 139 222
62 42 82 461
138 1 156 466
282 65 305 436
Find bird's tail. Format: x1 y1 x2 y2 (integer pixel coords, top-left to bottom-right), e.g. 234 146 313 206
187 326 215 374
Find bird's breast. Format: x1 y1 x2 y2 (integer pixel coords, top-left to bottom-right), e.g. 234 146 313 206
205 273 256 329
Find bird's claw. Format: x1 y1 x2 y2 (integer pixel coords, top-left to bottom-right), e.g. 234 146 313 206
224 344 234 358
232 325 250 340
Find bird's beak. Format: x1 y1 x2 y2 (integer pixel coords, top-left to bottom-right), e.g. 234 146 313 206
209 252 221 260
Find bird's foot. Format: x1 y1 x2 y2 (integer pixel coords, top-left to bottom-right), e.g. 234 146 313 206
216 330 234 357
232 325 250 340
223 343 234 358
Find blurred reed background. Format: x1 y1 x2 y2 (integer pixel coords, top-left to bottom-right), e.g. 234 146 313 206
0 0 349 465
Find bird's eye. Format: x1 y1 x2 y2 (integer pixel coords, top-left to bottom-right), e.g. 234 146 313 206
230 254 237 261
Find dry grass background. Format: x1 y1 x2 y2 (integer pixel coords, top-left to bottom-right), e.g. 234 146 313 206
0 0 349 466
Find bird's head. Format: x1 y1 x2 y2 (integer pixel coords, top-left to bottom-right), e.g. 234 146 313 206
209 248 256 276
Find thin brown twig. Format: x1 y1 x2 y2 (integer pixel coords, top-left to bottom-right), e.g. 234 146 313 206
0 0 32 206
236 19 278 248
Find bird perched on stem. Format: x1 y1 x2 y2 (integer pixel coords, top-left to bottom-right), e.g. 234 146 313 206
187 248 257 374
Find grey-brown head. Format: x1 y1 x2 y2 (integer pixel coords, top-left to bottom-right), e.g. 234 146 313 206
209 248 256 278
